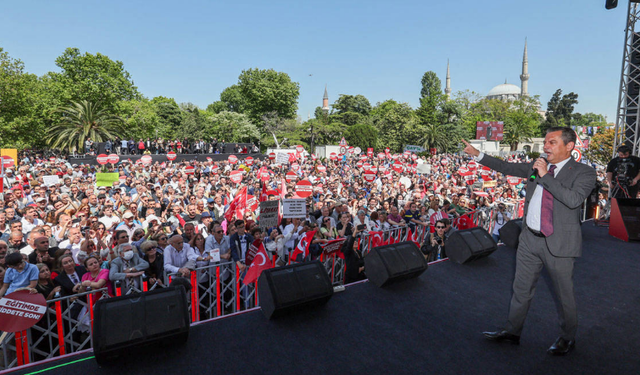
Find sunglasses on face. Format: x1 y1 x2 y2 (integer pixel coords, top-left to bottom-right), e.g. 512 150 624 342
436 226 445 229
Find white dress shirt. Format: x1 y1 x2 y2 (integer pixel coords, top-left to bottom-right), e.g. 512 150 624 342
477 153 571 231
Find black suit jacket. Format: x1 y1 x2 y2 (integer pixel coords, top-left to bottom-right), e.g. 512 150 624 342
54 266 87 297
229 233 255 262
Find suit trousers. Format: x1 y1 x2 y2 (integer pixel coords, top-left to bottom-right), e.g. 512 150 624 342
505 228 577 340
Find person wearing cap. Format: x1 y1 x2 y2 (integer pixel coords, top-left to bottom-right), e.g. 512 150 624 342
198 212 213 238
115 211 142 241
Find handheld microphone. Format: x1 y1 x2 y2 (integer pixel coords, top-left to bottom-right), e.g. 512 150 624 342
529 153 548 181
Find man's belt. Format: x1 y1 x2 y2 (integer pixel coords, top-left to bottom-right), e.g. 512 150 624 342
527 227 546 237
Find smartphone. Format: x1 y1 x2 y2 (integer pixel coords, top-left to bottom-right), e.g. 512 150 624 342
72 218 81 224
162 222 171 227
357 224 366 231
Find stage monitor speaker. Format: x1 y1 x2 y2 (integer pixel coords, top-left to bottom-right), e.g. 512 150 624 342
498 219 523 249
609 198 640 242
258 261 333 319
364 241 428 288
92 286 190 365
446 227 498 264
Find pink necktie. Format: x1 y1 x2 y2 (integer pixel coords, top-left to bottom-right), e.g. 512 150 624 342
540 165 557 236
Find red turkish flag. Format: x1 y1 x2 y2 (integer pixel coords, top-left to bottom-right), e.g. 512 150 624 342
369 231 384 249
224 186 248 223
290 230 316 262
260 181 269 203
243 241 272 284
280 178 288 199
406 228 422 248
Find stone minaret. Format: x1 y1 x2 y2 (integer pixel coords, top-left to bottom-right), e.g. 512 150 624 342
520 38 529 96
322 85 329 113
445 59 452 99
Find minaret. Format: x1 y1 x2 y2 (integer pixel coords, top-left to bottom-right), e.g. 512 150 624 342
322 85 329 113
520 38 529 96
444 60 452 99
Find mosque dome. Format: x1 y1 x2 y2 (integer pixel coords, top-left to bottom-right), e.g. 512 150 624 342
486 82 521 101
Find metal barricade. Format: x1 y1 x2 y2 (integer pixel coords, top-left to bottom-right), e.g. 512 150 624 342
0 288 110 370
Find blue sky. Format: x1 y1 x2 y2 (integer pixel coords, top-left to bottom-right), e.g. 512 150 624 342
0 0 626 123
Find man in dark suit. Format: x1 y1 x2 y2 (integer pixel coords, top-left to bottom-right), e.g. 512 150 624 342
462 127 596 356
229 220 254 273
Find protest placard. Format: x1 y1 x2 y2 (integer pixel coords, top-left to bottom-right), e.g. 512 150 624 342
96 173 120 187
282 198 307 219
42 175 61 186
259 200 279 229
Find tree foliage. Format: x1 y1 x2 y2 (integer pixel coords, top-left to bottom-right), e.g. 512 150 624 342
237 68 300 123
543 89 578 132
584 128 616 165
345 123 377 150
47 100 125 152
371 100 418 152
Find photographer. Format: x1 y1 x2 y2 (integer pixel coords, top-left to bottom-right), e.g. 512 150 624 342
606 145 640 199
491 203 511 243
421 219 447 262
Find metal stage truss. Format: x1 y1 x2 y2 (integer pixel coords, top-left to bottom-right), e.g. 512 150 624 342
615 1 640 156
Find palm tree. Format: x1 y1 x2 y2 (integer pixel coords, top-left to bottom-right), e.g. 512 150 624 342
46 100 125 152
419 122 448 152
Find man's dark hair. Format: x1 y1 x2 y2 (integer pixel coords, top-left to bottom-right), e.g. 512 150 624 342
235 219 245 228
547 126 576 146
250 227 262 236
9 220 21 228
617 145 632 154
5 252 23 266
435 219 447 227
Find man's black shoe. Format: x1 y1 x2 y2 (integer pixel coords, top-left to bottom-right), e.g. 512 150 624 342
483 330 520 345
547 337 575 356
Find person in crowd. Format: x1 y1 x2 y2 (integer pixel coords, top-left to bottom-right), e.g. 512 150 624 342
28 235 57 270
342 225 366 284
36 263 61 300
421 219 448 262
164 234 197 278
0 252 39 297
109 243 149 293
491 202 511 243
141 241 164 287
230 220 255 271
80 255 113 296
53 254 87 296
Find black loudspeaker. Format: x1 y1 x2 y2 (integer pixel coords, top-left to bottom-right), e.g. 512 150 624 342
258 261 333 319
364 241 428 288
446 227 498 264
93 286 190 365
498 219 523 249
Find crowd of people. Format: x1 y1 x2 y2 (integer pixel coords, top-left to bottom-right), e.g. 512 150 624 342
0 148 612 298
80 137 260 156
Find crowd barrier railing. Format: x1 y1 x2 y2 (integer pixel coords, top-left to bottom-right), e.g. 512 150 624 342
0 288 109 371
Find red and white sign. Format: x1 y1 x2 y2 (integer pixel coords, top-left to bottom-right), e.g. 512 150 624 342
296 145 304 153
108 154 120 164
246 195 259 212
258 168 270 181
378 166 387 174
363 163 371 171
0 291 47 332
340 137 347 146
311 154 316 160
356 161 363 168
184 166 195 175
411 154 418 161
2 156 15 168
285 171 298 183
359 155 367 162
230 170 243 184
141 155 152 165
339 146 347 155
367 148 374 157
96 154 109 165
167 151 177 161
464 174 477 185
269 152 276 160
354 147 362 155
210 164 219 174
245 156 254 166
480 170 492 181
363 171 377 183
468 161 478 170
385 147 390 154
296 180 313 198
392 163 404 173
391 154 399 160
378 153 385 160
291 163 300 172
228 155 238 165
571 149 582 162
329 153 337 161
348 146 355 154
440 159 449 166
49 157 55 163
317 165 327 173
507 176 522 185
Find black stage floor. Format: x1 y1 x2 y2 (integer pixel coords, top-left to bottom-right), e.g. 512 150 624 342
10 225 640 375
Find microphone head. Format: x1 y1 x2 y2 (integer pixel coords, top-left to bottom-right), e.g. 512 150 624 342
539 153 548 160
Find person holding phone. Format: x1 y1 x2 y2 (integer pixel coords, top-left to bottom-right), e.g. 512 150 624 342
421 219 447 262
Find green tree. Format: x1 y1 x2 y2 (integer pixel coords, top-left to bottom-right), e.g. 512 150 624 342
204 111 259 143
371 100 419 152
47 48 141 111
345 123 377 150
503 97 542 150
237 68 300 123
151 96 183 138
0 48 44 148
419 122 448 152
116 99 160 139
585 128 616 165
261 111 297 148
416 71 445 127
542 89 578 132
46 100 125 152
330 94 372 126
570 112 608 128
